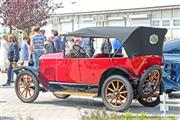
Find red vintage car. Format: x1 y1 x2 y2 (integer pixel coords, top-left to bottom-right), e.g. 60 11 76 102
14 27 167 111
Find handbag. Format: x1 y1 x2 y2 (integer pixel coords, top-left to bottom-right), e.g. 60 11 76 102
28 54 34 66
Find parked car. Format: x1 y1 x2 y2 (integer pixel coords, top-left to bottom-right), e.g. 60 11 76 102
163 38 180 93
14 27 167 111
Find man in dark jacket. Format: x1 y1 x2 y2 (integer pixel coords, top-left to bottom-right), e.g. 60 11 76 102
3 35 19 86
52 31 63 53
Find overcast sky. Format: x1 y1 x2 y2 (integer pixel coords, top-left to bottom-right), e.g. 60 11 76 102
53 0 180 14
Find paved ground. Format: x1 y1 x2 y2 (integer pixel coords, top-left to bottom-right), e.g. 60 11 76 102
0 73 180 120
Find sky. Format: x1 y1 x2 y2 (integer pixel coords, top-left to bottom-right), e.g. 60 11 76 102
53 0 180 14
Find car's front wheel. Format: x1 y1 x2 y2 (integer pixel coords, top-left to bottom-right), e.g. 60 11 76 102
15 71 39 103
101 75 133 111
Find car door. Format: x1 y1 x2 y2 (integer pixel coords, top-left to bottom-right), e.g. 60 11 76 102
57 40 81 83
64 58 81 83
56 53 69 82
55 51 81 83
78 58 95 84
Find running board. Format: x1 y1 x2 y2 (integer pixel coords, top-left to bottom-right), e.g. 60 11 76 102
54 90 98 97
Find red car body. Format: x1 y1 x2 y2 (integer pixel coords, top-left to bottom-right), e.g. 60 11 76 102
39 53 162 90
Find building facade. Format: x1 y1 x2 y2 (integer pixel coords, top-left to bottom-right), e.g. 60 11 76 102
47 5 180 40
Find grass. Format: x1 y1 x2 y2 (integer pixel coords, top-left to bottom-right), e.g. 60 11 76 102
17 107 177 120
80 109 177 120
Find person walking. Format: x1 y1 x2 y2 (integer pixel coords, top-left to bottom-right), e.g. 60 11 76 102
2 35 19 86
30 26 45 71
0 35 9 73
52 30 63 53
19 36 30 66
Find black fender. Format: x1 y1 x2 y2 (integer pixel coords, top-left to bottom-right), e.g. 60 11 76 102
13 66 38 77
13 66 39 84
113 67 139 81
13 66 47 92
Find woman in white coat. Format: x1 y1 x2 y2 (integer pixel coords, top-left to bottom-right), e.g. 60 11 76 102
0 35 9 73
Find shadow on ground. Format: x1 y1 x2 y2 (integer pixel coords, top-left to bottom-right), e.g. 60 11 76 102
34 97 105 110
0 117 15 120
32 96 180 116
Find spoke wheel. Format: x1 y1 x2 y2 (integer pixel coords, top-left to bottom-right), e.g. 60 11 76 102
101 75 133 111
138 65 162 98
137 82 163 107
15 71 39 103
105 80 128 107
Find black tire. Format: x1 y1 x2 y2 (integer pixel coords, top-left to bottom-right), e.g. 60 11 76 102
53 92 70 99
137 65 162 98
137 82 163 107
15 70 39 103
101 75 133 111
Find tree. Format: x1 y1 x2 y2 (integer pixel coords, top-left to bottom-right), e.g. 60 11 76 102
0 0 62 33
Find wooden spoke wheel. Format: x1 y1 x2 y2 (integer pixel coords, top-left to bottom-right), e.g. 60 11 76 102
101 75 133 111
138 65 162 98
142 70 160 95
105 80 128 107
15 71 39 103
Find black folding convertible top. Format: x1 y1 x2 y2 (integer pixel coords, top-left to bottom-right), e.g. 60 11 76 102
66 26 167 57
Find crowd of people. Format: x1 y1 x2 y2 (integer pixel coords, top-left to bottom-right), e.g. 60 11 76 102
0 26 123 86
0 26 64 86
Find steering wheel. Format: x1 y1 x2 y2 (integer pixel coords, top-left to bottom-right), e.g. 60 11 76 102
72 44 87 56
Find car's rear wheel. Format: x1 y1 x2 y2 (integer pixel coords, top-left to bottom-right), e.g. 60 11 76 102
53 92 70 99
101 75 133 111
137 82 163 107
15 71 39 103
137 65 162 98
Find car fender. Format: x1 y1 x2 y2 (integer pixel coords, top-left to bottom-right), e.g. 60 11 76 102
98 66 138 96
14 66 37 74
13 66 39 81
113 66 139 80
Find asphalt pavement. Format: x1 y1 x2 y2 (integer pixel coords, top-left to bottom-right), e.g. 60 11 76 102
0 73 180 120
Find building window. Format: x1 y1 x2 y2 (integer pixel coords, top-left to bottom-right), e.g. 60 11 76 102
152 20 160 26
173 19 180 26
162 20 170 26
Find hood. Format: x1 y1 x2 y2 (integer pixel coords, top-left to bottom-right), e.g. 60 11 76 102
40 53 64 60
